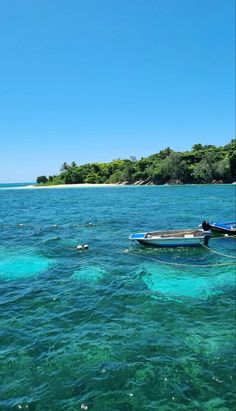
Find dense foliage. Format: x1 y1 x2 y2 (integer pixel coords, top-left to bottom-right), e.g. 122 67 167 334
37 140 236 185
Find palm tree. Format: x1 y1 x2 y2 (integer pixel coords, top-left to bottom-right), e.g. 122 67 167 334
60 162 70 172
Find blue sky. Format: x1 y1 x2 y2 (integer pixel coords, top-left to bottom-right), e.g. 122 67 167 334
0 0 235 182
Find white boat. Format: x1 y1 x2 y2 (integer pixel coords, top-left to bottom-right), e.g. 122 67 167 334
129 229 211 247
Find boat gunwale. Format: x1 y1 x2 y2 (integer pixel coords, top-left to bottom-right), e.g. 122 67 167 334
209 222 236 230
129 229 210 241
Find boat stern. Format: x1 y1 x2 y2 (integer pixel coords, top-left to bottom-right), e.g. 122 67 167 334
129 233 147 241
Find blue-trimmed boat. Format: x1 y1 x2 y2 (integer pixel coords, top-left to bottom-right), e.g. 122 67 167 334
129 229 211 247
203 220 236 235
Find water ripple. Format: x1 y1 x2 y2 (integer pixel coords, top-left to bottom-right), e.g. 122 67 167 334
0 185 235 410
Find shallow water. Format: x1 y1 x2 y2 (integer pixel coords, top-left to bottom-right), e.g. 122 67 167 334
0 185 235 410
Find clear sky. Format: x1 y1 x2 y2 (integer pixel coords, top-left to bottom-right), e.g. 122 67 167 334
0 0 235 182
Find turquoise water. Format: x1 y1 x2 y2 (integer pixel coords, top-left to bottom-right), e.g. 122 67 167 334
0 185 235 410
0 182 35 188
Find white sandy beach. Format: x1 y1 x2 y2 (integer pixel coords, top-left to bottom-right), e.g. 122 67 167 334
23 183 122 189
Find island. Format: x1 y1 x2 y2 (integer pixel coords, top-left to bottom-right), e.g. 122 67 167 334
36 140 236 186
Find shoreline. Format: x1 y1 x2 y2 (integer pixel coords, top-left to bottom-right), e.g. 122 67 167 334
21 183 123 189
2 182 235 190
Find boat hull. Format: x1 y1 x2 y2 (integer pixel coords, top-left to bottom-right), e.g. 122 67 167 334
129 230 210 248
137 238 205 247
209 222 236 236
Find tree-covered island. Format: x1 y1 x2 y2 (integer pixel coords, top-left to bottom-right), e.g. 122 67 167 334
37 139 236 185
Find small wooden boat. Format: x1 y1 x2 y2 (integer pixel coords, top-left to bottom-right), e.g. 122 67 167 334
202 220 236 235
129 229 211 247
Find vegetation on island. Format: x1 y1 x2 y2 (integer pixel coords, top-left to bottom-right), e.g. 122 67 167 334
37 139 236 185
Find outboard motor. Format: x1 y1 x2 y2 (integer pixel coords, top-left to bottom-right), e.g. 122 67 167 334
203 233 211 245
202 220 210 231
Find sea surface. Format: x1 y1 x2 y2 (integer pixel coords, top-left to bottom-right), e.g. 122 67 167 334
0 182 35 188
0 184 235 411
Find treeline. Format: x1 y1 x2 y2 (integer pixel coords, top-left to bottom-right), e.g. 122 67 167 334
37 139 236 185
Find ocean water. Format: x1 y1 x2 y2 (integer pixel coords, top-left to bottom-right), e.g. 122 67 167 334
0 184 235 411
0 182 35 188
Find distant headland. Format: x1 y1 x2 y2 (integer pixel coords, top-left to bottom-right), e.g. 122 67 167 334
36 140 236 186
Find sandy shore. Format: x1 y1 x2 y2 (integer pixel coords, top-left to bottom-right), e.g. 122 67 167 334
23 183 123 189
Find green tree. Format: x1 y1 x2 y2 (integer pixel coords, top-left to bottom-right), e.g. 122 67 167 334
192 144 203 151
36 176 48 184
193 151 218 182
215 157 231 181
229 152 236 180
158 152 188 182
158 147 172 159
60 162 70 172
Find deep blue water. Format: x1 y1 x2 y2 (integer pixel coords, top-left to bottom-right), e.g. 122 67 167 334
0 185 235 410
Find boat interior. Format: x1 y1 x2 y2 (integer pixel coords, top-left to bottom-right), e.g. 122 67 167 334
145 230 204 239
